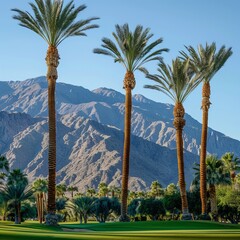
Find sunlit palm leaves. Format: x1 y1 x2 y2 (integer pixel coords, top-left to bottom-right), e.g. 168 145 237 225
94 23 168 72
12 0 99 46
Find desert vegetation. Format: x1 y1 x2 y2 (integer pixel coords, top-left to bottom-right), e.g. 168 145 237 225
0 1 239 240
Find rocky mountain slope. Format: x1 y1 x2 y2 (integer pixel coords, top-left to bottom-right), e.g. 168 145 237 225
1 111 198 191
0 77 239 157
0 77 239 190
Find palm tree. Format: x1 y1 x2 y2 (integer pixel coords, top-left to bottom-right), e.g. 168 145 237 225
32 179 48 224
3 169 31 224
180 43 232 216
192 155 231 219
94 23 168 221
86 187 96 197
221 152 240 183
1 183 33 224
7 169 28 187
98 182 109 197
145 58 202 219
67 186 78 199
68 196 96 224
149 180 164 198
56 183 67 198
12 0 99 225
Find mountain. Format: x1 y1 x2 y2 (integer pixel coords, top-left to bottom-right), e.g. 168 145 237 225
0 77 239 157
1 77 239 190
1 111 198 191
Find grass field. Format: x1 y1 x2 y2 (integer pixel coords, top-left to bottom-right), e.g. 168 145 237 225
0 220 240 240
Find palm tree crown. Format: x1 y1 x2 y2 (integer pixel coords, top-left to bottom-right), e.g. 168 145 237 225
180 43 232 82
94 23 168 73
12 0 99 46
145 58 202 103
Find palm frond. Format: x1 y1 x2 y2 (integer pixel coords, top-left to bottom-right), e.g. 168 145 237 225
12 0 99 46
94 23 168 72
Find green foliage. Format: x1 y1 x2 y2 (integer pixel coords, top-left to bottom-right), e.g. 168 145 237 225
180 42 232 83
217 186 240 223
68 196 96 224
138 198 166 220
163 192 181 213
93 197 120 223
98 182 109 197
149 181 164 198
127 198 143 217
12 0 99 46
32 178 48 193
56 197 67 211
94 23 168 72
187 190 201 216
144 58 202 103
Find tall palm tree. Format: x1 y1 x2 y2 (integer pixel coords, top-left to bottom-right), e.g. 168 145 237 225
93 23 168 221
12 0 99 225
32 179 48 224
145 58 202 219
192 155 231 218
180 43 232 216
221 152 240 183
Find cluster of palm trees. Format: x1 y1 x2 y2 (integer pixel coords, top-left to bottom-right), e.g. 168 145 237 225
8 0 233 224
192 152 240 219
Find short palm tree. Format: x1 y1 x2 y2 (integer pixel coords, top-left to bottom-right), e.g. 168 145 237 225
12 0 99 225
180 43 232 215
1 183 33 224
68 196 96 224
221 152 240 183
67 185 78 199
192 155 231 218
94 23 168 221
32 179 48 224
7 169 28 187
98 182 109 197
56 183 67 198
145 58 202 219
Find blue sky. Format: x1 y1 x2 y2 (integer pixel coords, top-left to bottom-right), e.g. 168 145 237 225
0 0 240 141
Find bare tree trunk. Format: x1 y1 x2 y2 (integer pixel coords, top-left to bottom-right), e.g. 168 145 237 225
45 45 59 226
120 71 135 222
200 82 211 216
173 103 191 220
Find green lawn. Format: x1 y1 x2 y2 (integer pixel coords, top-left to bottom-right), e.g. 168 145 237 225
0 220 240 240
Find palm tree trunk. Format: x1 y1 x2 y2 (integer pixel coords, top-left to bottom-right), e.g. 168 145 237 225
173 103 191 219
14 203 18 224
209 184 218 220
18 202 21 224
200 82 211 215
120 71 135 222
45 45 59 226
40 193 43 224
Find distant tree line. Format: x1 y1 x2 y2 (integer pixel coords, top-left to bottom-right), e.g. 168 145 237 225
1 153 239 224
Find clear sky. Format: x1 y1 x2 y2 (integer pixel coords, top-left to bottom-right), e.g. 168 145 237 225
0 0 240 141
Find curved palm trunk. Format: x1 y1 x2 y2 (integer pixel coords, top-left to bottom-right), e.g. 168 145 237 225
200 82 211 215
45 45 59 226
173 103 191 219
120 71 135 222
